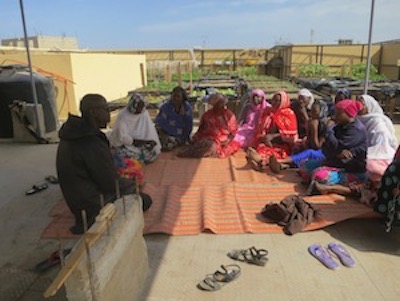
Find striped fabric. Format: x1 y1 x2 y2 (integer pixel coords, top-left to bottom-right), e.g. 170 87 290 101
42 150 375 238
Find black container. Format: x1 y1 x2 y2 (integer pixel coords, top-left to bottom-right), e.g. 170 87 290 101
0 64 58 138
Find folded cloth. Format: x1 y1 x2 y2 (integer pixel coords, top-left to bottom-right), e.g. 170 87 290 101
261 195 320 235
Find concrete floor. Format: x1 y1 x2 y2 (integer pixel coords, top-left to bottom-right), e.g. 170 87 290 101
0 124 399 301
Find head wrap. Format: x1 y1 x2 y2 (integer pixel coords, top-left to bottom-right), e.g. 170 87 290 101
298 88 315 110
273 91 291 110
336 99 363 118
208 94 228 107
127 93 145 113
360 94 384 115
250 89 266 104
336 88 351 99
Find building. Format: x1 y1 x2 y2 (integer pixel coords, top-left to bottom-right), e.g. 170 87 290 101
1 35 79 50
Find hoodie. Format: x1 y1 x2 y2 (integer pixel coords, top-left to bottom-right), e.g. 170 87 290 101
56 114 117 223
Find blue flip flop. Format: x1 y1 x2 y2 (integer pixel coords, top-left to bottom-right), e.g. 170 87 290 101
328 243 356 267
308 244 339 270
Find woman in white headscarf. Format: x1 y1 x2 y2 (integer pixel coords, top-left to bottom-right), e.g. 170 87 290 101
358 94 398 182
109 93 161 164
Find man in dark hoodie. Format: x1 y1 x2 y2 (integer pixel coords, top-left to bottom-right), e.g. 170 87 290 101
56 94 152 234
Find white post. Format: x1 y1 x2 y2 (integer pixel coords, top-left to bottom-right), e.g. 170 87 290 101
363 0 375 95
18 0 44 137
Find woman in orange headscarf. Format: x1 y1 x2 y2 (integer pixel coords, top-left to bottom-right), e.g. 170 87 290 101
247 91 298 170
178 93 238 158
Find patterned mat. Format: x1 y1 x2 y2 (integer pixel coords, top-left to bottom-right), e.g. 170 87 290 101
42 150 375 238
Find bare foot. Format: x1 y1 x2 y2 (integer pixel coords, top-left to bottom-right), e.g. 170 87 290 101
269 155 282 174
314 181 331 195
247 147 262 162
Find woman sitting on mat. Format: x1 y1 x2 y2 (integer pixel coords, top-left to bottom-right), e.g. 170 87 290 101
357 94 398 183
155 86 193 151
291 88 329 140
269 100 327 173
109 93 161 165
178 94 238 158
247 91 298 171
300 99 368 196
374 146 400 232
233 89 271 149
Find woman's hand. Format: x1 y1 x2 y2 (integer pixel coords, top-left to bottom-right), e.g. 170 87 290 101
261 134 274 147
337 149 353 160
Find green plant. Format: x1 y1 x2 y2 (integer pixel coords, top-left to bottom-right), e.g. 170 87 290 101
298 64 330 78
344 63 386 81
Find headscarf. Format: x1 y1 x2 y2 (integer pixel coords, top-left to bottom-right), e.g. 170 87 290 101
208 94 228 107
253 91 298 143
336 88 351 100
109 93 161 155
336 99 363 118
298 88 315 110
233 89 270 148
358 95 398 160
275 91 291 110
360 94 384 115
127 93 145 113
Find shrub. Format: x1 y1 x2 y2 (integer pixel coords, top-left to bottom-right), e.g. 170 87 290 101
298 64 330 78
344 63 386 81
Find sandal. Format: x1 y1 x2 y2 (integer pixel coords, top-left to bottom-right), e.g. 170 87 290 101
197 264 241 291
45 175 59 184
308 244 339 270
197 275 222 291
327 243 356 267
34 248 72 273
25 183 48 195
227 246 269 266
213 264 241 282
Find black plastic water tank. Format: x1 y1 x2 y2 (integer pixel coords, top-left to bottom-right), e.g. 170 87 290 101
0 64 58 138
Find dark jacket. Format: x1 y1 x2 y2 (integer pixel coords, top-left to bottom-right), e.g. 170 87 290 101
322 119 367 173
56 114 117 221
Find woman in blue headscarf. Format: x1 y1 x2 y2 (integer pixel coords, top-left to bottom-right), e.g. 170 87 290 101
155 86 193 151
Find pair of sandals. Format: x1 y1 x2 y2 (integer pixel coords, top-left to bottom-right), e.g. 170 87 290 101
308 243 356 270
197 246 268 291
25 175 59 195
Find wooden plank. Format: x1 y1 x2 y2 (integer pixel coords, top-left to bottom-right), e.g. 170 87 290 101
43 204 118 298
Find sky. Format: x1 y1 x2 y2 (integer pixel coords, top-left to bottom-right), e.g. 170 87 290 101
1 0 399 50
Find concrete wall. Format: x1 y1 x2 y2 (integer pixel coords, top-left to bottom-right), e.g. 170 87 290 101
65 195 149 301
380 43 400 80
70 53 146 112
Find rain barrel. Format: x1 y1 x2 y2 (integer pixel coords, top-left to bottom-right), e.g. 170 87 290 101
0 64 58 138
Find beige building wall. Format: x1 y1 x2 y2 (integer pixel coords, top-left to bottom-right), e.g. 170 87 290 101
380 43 400 80
0 51 76 119
69 53 146 113
0 50 146 119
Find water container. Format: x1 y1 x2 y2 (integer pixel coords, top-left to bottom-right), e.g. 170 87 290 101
0 65 58 138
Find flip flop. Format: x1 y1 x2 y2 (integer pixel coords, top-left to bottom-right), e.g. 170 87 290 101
25 183 48 195
308 244 339 270
327 243 356 267
34 248 72 273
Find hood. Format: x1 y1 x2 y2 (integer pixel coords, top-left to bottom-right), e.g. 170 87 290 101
59 114 101 140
